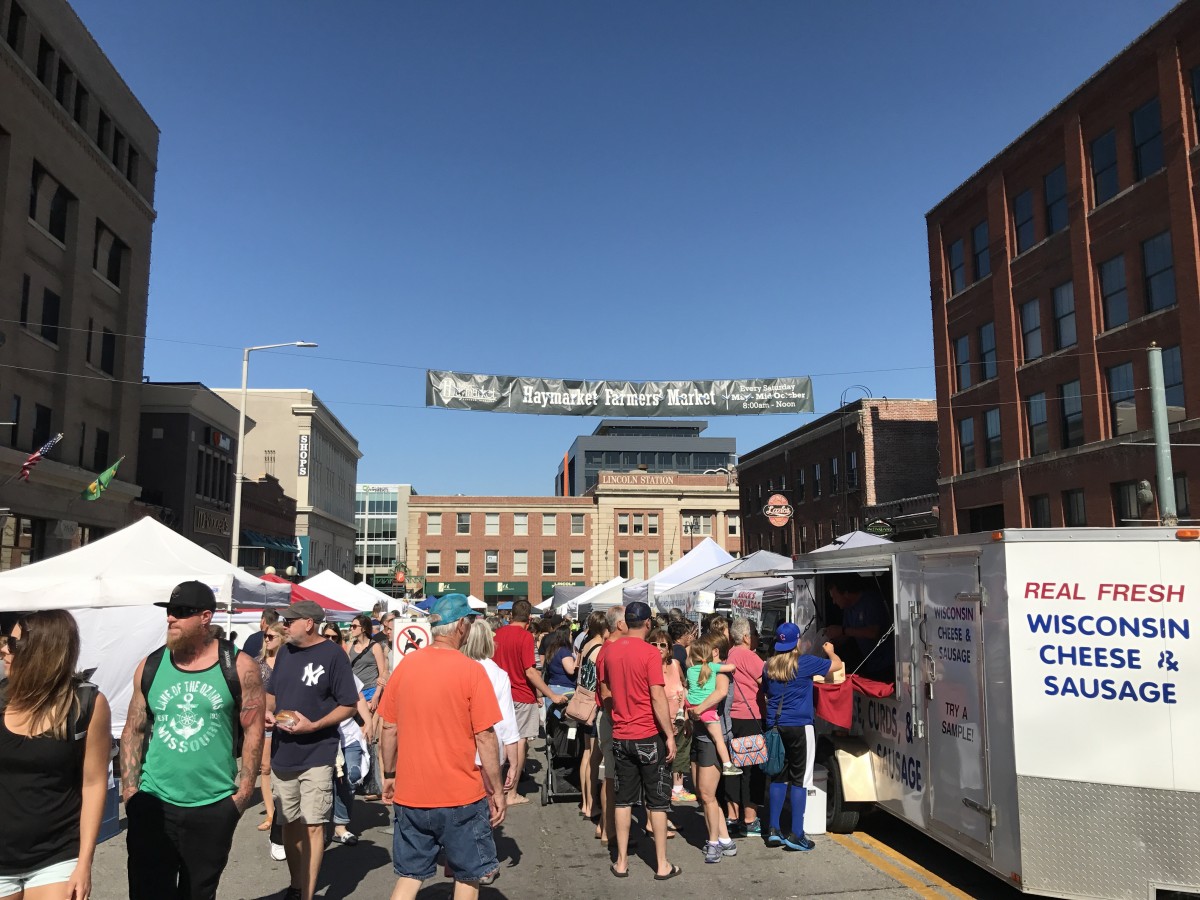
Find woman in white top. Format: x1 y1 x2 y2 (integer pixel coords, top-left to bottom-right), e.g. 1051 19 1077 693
461 620 520 795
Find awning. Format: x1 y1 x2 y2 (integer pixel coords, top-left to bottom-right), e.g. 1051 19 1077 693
542 580 584 595
424 580 470 596
484 580 528 596
241 530 299 554
261 573 357 617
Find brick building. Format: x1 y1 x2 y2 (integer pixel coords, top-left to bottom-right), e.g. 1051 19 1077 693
928 3 1200 532
738 399 939 555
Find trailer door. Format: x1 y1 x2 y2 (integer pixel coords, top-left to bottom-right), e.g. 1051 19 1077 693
920 553 993 855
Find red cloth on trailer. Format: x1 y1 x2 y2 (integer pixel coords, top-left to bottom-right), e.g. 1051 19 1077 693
813 675 894 729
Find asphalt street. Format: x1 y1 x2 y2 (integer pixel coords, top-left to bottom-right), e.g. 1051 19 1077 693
90 760 1042 900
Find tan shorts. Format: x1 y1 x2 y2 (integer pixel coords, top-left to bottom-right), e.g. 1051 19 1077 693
513 702 540 741
272 765 334 824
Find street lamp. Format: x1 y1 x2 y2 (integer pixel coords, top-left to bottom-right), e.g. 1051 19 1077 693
682 515 701 554
229 341 318 566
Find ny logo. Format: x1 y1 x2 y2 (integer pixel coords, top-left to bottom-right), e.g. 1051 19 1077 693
302 663 326 687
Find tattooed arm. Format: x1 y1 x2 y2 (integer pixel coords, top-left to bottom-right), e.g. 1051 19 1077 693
232 652 265 812
119 659 149 802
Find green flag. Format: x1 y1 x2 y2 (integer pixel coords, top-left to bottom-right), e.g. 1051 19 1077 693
82 456 123 501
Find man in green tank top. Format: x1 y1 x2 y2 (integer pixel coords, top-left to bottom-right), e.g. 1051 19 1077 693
120 582 265 900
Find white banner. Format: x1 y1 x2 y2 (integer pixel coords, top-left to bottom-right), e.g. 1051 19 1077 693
730 589 764 625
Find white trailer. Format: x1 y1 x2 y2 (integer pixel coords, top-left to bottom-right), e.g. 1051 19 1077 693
775 528 1198 900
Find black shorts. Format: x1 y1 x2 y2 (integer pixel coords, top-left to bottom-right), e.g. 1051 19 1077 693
772 724 816 787
691 736 719 769
613 736 672 811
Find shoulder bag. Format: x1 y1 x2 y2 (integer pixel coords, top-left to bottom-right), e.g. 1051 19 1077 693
760 686 788 777
564 644 599 726
729 679 768 767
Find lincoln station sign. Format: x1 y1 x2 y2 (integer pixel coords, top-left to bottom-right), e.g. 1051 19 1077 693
427 371 814 417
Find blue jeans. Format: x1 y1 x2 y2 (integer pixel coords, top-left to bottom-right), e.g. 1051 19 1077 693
333 743 365 826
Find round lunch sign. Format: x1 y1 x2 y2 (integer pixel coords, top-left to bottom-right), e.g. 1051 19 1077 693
763 494 793 528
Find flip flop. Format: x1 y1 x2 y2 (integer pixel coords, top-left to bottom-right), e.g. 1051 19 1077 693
654 864 682 881
609 864 629 878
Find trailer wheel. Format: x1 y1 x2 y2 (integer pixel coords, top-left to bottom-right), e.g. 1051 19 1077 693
823 753 861 833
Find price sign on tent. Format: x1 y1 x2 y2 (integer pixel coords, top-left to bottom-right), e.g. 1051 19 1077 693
731 590 763 626
394 622 432 660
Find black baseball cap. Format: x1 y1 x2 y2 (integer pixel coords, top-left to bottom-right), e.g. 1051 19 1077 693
155 580 217 611
625 601 653 626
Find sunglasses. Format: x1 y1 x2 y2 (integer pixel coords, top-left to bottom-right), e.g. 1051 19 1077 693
165 605 205 619
264 634 279 642
652 641 669 648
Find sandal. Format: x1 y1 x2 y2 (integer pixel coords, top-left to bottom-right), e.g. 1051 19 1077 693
654 864 683 881
609 863 629 878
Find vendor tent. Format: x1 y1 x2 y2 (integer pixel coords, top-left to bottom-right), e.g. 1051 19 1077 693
261 574 358 621
0 517 291 737
565 577 626 613
300 570 377 612
466 595 487 611
812 530 892 552
622 537 733 605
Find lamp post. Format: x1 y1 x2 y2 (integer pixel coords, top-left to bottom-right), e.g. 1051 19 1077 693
229 341 318 567
683 515 700 554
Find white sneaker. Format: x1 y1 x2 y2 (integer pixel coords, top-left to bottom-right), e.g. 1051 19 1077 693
270 843 286 861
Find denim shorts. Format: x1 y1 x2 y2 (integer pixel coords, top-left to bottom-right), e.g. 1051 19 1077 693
0 858 77 894
392 798 498 883
613 736 672 811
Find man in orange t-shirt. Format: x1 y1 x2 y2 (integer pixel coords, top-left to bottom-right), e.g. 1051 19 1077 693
378 595 504 898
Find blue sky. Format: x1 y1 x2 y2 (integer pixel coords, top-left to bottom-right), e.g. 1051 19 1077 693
72 0 1176 494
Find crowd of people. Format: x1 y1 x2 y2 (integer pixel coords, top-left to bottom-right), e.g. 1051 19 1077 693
0 583 846 899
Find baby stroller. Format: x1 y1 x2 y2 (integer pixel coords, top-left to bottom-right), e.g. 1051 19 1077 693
540 701 582 806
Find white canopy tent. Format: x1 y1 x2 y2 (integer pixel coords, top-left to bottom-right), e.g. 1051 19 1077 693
811 530 893 553
0 517 291 736
301 570 377 612
466 595 487 611
622 538 733 605
564 577 626 613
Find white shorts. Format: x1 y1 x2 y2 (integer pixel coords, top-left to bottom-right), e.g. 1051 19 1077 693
0 858 78 894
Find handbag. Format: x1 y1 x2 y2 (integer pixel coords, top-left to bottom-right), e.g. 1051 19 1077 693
760 689 788 777
564 645 600 726
729 679 767 767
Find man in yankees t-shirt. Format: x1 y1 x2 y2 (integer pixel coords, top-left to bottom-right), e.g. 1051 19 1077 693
267 600 358 900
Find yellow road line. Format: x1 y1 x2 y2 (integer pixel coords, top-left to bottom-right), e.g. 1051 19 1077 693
827 831 973 900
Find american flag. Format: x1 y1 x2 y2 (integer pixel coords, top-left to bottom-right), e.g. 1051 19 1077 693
20 432 63 481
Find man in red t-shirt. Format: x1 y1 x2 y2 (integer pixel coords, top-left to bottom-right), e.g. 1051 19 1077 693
378 594 504 897
597 601 679 881
491 599 568 805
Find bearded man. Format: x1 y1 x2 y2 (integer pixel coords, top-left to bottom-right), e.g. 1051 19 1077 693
120 581 265 900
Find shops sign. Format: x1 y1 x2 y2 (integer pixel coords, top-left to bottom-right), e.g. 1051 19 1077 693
298 434 309 476
427 370 814 417
763 494 793 527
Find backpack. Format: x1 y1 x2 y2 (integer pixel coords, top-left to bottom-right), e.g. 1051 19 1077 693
140 639 243 756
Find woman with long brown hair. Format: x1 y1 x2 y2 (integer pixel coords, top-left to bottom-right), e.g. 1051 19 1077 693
575 611 608 827
0 610 112 900
257 620 287 837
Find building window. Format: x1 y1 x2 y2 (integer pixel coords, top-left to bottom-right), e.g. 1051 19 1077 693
484 550 498 575
648 514 659 534
1060 380 1084 449
451 550 468 576
948 239 965 295
972 220 989 280
1026 392 1048 456
984 408 1002 467
571 550 584 576
93 222 126 287
813 463 822 497
727 514 740 536
513 513 527 536
36 36 52 86
40 289 60 345
569 513 584 535
1028 495 1051 528
1044 164 1067 234
1112 481 1141 525
100 329 116 375
978 322 997 381
1092 129 1118 205
633 513 644 535
618 550 629 579
1106 362 1137 436
1020 299 1042 362
796 468 805 502
1132 97 1163 181
1052 282 1076 350
6 2 26 52
846 451 859 489
456 512 470 535
96 110 111 155
829 457 839 493
954 334 972 391
427 512 441 535
92 427 109 473
617 513 629 535
1063 489 1087 526
648 550 660 577
1098 255 1128 330
513 550 527 576
542 549 555 575
1013 189 1035 254
542 513 556 536
959 418 975 473
29 163 72 243
1162 345 1185 422
54 60 72 108
1142 231 1175 312
1175 473 1191 518
19 275 30 326
485 512 499 535
73 84 88 126
426 550 440 575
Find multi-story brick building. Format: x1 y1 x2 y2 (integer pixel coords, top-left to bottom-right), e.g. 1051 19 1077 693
738 399 939 555
928 3 1200 532
0 0 158 564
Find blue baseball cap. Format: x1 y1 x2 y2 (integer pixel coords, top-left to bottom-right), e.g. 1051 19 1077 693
774 622 801 652
431 593 476 627
625 601 653 626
